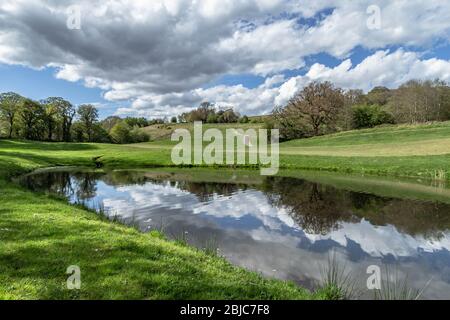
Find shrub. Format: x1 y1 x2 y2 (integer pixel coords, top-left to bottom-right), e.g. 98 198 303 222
206 113 219 123
129 126 150 143
110 122 150 144
239 115 249 123
352 105 394 129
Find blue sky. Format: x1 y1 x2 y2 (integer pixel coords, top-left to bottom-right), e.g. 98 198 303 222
0 64 121 118
0 1 449 119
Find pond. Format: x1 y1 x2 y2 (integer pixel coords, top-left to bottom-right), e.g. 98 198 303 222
19 168 450 299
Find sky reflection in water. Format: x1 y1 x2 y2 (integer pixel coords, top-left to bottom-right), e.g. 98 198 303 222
21 170 450 299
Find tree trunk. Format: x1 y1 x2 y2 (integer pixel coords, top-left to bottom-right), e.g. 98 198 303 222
48 122 53 141
8 119 13 139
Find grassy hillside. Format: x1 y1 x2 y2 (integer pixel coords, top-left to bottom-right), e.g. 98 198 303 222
3 121 450 180
282 121 450 156
139 121 450 180
143 122 264 141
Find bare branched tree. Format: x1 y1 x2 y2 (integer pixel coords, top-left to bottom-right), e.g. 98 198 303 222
274 81 345 139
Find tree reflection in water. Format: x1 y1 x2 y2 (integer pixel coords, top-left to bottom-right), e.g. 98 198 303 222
20 170 450 239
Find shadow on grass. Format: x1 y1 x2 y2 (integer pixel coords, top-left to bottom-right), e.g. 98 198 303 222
0 150 97 179
0 181 312 300
0 139 100 151
0 215 307 300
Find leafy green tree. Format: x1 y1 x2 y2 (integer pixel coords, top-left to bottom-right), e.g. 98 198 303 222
71 121 111 143
44 97 75 141
19 99 45 140
70 121 86 142
0 92 23 138
124 117 149 128
40 100 59 141
91 123 111 143
110 121 131 144
170 116 177 123
149 118 166 125
77 104 99 142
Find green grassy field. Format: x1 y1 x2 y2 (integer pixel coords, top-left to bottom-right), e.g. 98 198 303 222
143 122 264 141
2 121 450 299
62 121 450 180
3 121 449 179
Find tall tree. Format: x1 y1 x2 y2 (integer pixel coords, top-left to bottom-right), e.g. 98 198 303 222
276 81 345 137
124 117 149 128
344 89 367 106
0 92 23 138
388 79 450 123
101 116 122 132
367 86 392 106
45 97 75 142
217 108 240 123
77 104 99 142
183 102 216 122
19 99 44 140
40 98 59 141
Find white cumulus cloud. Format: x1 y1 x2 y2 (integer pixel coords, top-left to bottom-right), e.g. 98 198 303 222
0 0 449 117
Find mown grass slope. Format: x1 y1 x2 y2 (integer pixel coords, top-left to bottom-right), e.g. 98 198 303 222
140 121 450 180
282 121 450 156
0 180 319 300
279 122 450 179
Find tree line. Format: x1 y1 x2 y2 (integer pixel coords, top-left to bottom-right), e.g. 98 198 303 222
272 79 450 141
177 102 252 124
0 94 149 144
3 78 449 144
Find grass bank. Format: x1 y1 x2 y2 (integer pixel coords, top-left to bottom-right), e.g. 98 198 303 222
144 121 450 180
5 120 450 181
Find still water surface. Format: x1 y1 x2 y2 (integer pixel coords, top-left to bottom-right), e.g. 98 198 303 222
20 169 450 299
